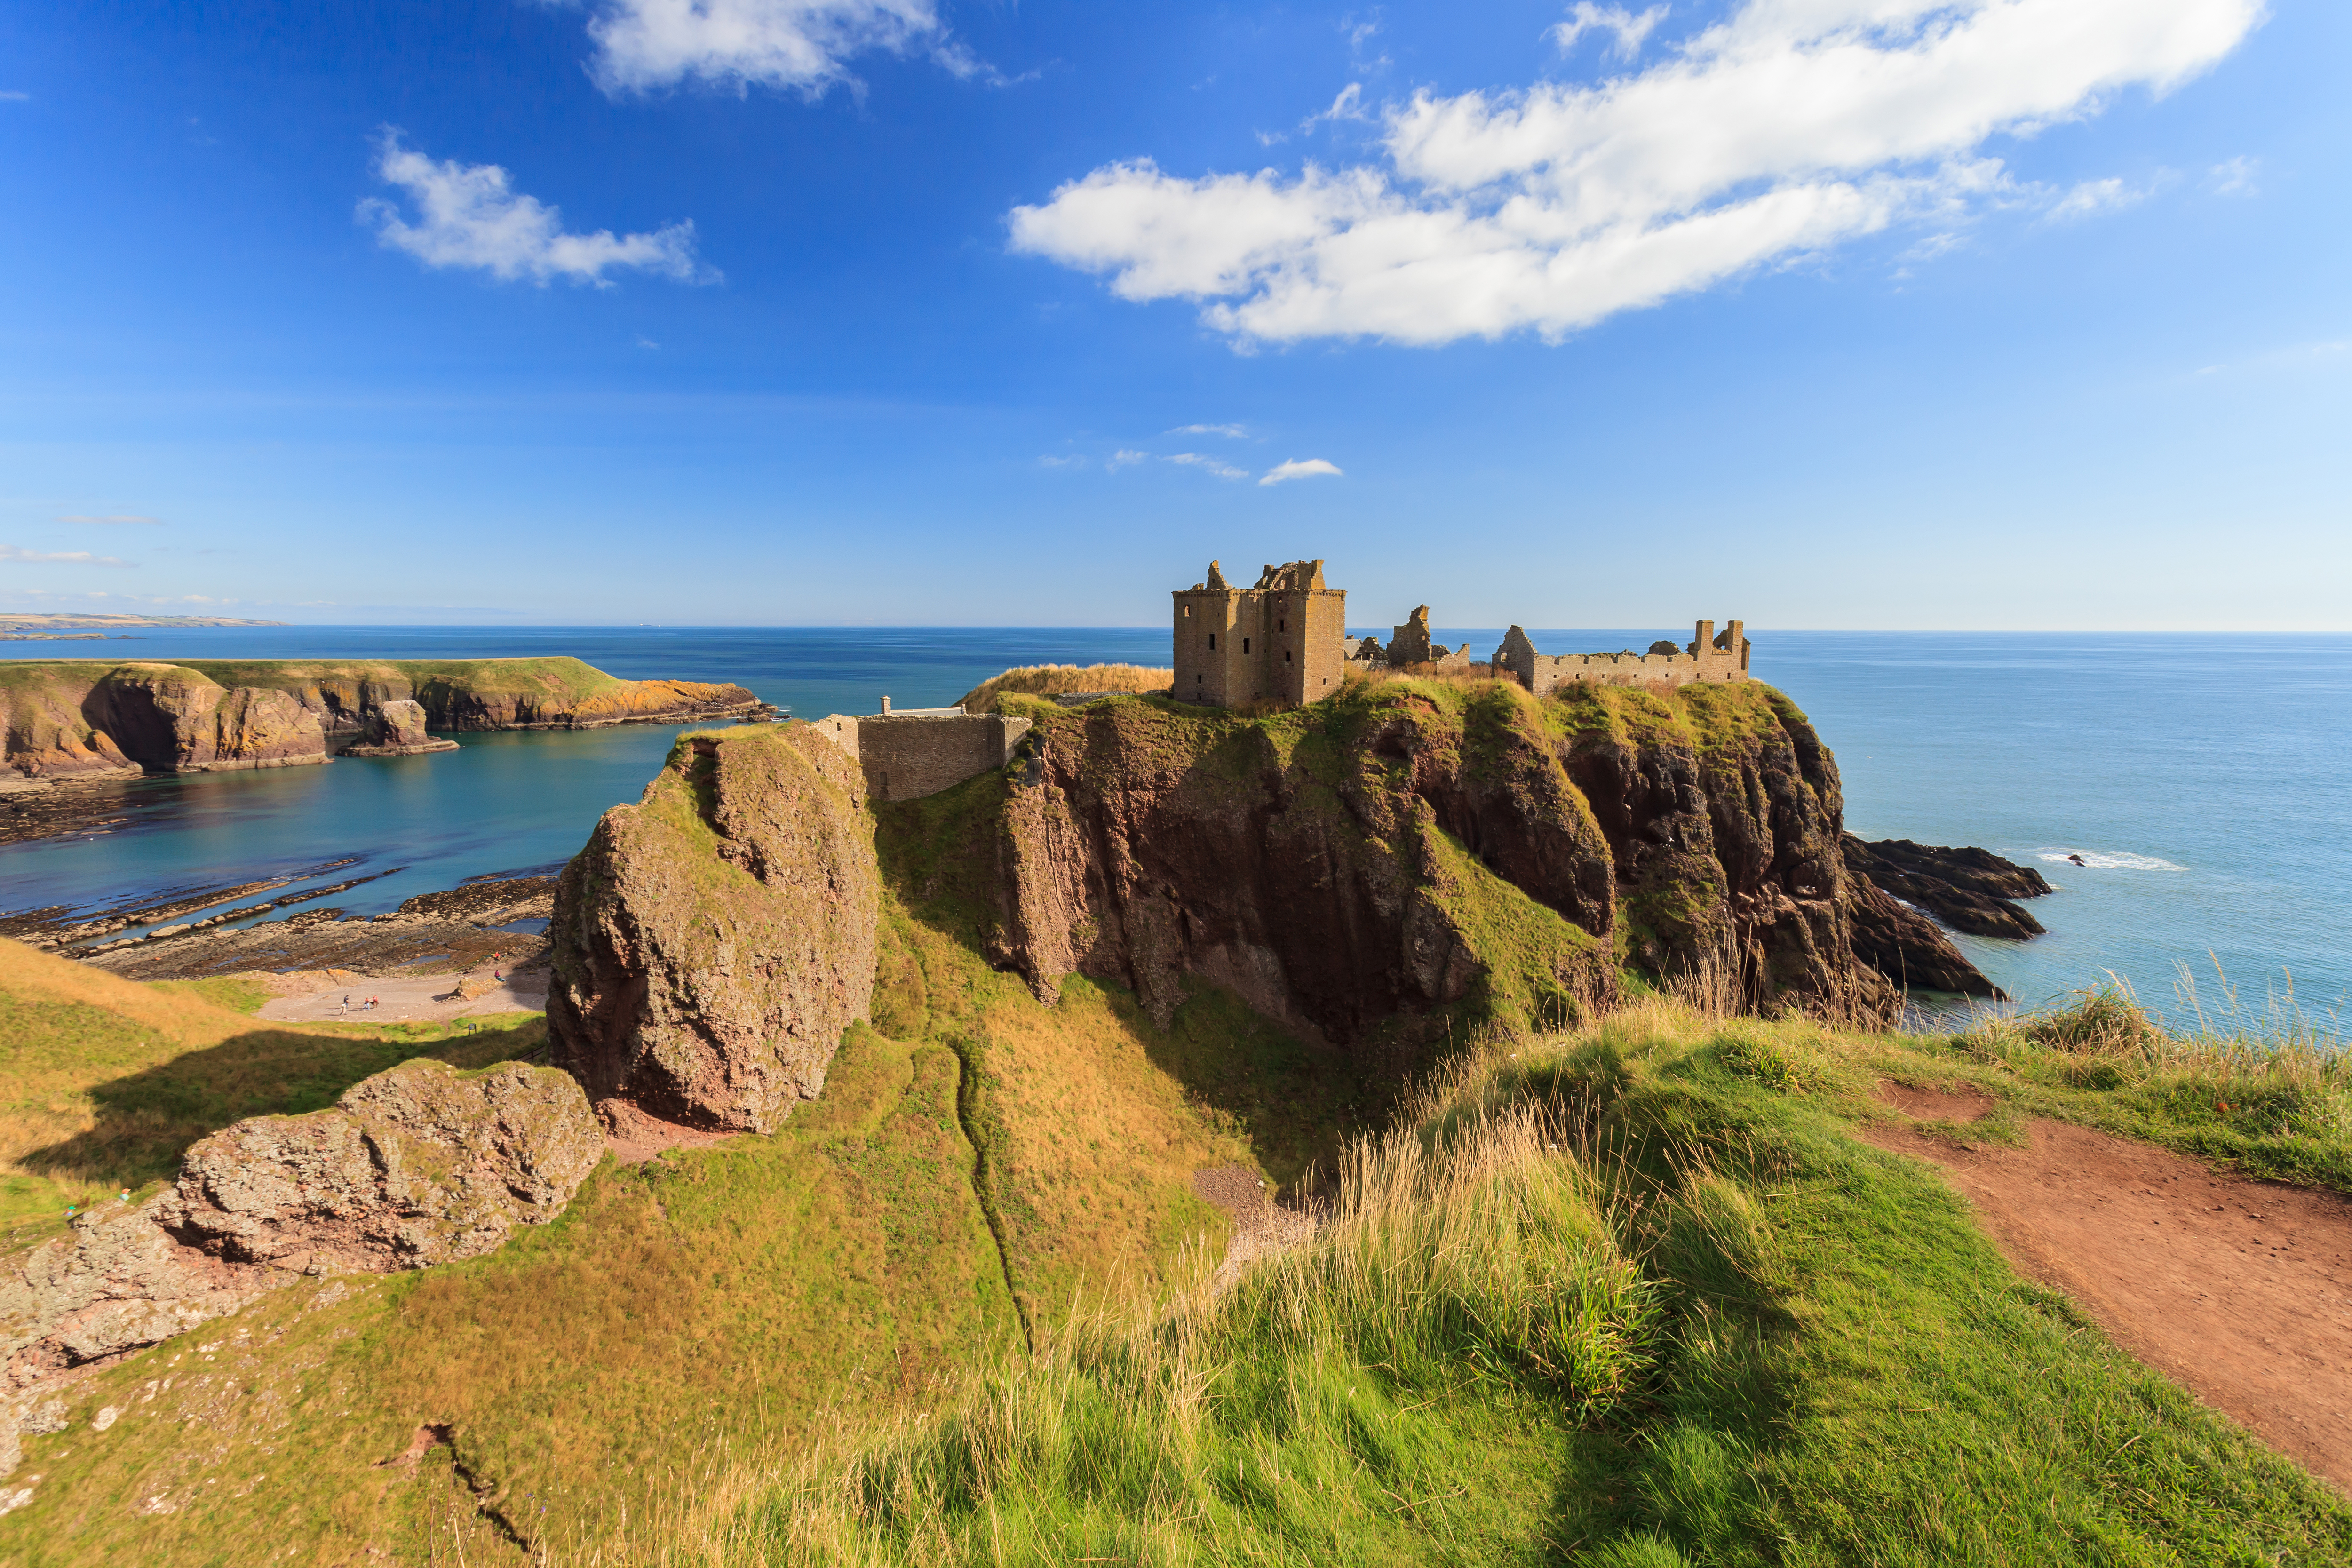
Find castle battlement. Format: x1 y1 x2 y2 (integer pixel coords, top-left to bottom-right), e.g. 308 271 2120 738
814 704 1033 802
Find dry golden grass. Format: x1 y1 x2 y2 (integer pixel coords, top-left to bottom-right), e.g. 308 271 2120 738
0 937 539 1241
954 663 1173 713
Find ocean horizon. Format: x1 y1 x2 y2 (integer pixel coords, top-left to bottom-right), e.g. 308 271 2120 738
7 625 2347 1030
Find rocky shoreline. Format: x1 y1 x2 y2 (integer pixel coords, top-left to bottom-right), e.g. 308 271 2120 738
6 872 557 983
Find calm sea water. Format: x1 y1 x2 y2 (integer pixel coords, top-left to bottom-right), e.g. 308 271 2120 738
4 627 2346 1027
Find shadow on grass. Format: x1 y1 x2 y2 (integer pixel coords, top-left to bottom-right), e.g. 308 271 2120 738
23 1016 545 1190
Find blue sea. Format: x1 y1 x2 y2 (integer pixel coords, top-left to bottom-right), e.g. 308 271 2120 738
5 627 2346 1031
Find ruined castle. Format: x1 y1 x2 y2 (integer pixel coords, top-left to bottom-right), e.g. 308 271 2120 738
808 562 1751 801
1171 560 1349 707
1175 559 1748 706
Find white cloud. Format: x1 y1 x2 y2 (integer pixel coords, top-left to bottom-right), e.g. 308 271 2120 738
1168 453 1249 480
579 0 962 97
58 514 163 525
1106 449 1149 470
1302 83 1370 134
1547 3 1669 61
0 91 29 103
2048 176 2146 220
2208 155 2258 195
1259 458 1343 486
1037 454 1086 469
1169 423 1249 438
1 545 134 567
1009 0 2262 347
358 131 713 287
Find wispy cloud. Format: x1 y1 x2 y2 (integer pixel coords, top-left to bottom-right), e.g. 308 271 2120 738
58 513 163 526
2208 155 2258 195
578 0 983 97
1037 454 1087 469
2048 177 2148 221
1546 3 1669 61
0 90 29 103
1259 458 1343 486
1168 423 1249 438
1106 449 1149 470
1010 0 2264 347
1 545 135 567
1168 453 1249 480
358 130 714 287
1301 83 1369 134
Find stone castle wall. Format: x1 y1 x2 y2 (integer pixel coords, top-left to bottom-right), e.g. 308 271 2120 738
812 711 1032 802
1494 619 1751 695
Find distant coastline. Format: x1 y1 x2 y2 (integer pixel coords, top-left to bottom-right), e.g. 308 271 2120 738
0 613 288 630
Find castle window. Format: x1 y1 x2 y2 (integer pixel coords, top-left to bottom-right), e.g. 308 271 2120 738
1208 633 1216 650
1279 619 1286 631
1242 637 1250 654
1284 650 1293 663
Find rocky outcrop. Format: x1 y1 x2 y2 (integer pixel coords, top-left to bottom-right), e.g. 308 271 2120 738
0 1059 597 1388
547 725 880 1133
1842 836 2050 939
1843 871 2001 997
340 698 457 757
1 658 769 792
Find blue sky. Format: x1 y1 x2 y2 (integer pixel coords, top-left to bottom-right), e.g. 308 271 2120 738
1 0 2344 628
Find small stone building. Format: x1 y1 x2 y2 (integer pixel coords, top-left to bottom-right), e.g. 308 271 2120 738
1172 559 1348 708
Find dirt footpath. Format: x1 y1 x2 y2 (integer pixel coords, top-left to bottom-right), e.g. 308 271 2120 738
1862 1083 2352 1491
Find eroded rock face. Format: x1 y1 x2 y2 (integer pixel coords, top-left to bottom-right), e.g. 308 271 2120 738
546 725 880 1133
1843 870 2002 997
995 682 1899 1035
995 686 1623 1047
0 1059 598 1390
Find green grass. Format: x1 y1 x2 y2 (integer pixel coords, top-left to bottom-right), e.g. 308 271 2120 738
625 1000 2352 1566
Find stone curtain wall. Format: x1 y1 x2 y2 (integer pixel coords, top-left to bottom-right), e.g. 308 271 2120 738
1494 620 1750 696
813 713 1033 802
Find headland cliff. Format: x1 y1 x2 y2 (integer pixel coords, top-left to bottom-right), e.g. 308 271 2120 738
0 656 767 790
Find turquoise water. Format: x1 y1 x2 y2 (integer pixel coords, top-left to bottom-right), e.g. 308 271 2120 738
4 627 2345 1026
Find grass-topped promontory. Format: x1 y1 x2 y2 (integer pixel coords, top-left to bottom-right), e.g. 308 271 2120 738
5 670 2349 1564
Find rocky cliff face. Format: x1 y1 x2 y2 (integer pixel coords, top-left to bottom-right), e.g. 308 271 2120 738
991 680 1895 1045
0 659 768 789
547 724 880 1133
995 688 1619 1048
0 1059 597 1386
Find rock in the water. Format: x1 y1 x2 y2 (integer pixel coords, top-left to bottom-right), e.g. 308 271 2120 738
546 725 880 1133
1842 835 2048 940
0 1059 599 1388
164 1059 601 1274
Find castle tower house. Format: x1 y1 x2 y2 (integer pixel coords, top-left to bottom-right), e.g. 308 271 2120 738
1173 558 1346 707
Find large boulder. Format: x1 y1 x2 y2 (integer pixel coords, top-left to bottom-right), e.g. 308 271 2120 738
547 724 879 1133
0 1059 598 1388
165 1059 601 1273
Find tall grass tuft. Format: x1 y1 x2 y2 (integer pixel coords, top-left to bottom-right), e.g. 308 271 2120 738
955 664 1173 714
